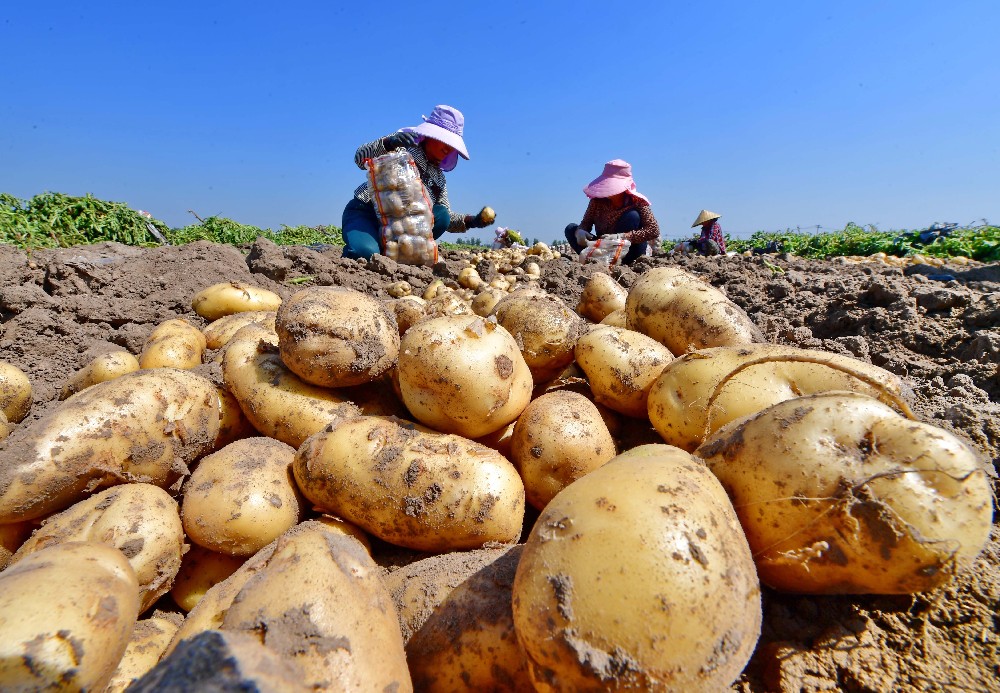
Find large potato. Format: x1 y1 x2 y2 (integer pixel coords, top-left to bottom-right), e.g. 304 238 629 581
697 391 994 594
182 437 305 557
191 281 282 321
647 343 908 451
512 446 761 691
0 368 220 524
106 612 183 693
511 391 617 510
276 285 399 387
10 483 184 613
138 318 207 369
202 310 276 350
493 292 584 384
60 350 141 399
625 266 764 353
576 272 627 323
0 542 140 692
0 360 31 424
398 315 533 438
574 325 675 418
294 414 525 552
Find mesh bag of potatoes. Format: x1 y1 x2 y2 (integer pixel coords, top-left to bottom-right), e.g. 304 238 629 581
365 149 438 265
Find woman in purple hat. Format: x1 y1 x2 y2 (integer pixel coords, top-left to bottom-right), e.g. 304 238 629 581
341 105 495 261
564 159 660 265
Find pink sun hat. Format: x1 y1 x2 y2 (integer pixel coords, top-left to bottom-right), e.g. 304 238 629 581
400 105 469 172
583 159 649 203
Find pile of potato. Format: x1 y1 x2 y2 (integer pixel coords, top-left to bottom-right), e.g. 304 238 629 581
0 266 992 691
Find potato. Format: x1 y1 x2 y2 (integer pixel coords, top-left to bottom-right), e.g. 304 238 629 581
424 289 473 320
576 272 627 323
398 315 533 438
170 544 246 612
293 414 525 552
201 310 276 350
0 368 220 524
511 391 617 510
0 521 31 570
493 292 584 384
512 445 761 691
0 411 10 442
385 295 427 335
182 437 305 557
314 513 373 553
191 281 282 321
471 287 505 317
10 483 184 612
60 350 141 399
386 280 413 298
574 325 674 418
647 343 908 451
0 542 140 692
0 360 31 424
106 612 183 693
213 385 257 449
697 391 994 594
276 286 400 387
458 266 484 290
138 318 207 369
599 307 627 327
625 266 764 353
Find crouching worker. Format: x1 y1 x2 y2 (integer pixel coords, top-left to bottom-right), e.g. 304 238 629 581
690 209 727 255
341 104 495 261
564 159 660 266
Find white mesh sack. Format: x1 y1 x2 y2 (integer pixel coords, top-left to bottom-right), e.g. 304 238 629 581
365 150 438 265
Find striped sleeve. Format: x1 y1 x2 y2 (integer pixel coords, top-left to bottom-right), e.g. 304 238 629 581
354 136 389 169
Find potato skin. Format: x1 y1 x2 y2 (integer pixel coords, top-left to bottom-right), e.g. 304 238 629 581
0 360 31 424
0 368 220 524
106 612 183 693
512 446 762 692
60 350 141 399
170 544 246 612
576 272 627 323
191 281 282 321
294 415 525 552
138 318 207 369
493 293 584 384
202 310 276 350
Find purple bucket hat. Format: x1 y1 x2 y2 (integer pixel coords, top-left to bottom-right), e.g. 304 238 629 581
401 105 469 172
583 159 649 203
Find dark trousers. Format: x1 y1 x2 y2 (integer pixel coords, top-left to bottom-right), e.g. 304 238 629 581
564 209 648 265
342 199 451 261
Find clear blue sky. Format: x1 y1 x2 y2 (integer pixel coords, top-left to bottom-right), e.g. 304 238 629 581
3 1 998 244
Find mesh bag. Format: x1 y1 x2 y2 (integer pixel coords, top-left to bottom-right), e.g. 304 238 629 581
365 150 438 265
578 234 631 267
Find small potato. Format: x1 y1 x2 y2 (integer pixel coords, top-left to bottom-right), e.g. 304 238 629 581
0 360 31 424
170 544 246 612
138 318 207 369
0 542 140 692
493 292 584 384
202 310 276 350
192 281 282 321
424 290 473 320
60 350 141 399
276 286 400 388
575 325 675 418
106 612 183 693
576 272 627 323
0 411 11 441
458 266 483 290
599 307 627 327
182 437 305 557
386 280 413 298
698 391 995 594
511 391 617 510
385 295 427 335
471 287 505 317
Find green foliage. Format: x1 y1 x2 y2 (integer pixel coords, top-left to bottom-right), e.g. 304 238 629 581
164 217 342 247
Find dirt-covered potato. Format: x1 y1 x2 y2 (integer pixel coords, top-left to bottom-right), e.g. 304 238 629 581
138 318 207 369
625 266 764 353
0 368 220 524
313 513 373 553
201 310 277 350
0 521 31 570
60 350 141 399
397 315 533 438
10 483 183 612
424 289 474 320
599 307 627 327
493 292 584 384
276 285 399 388
0 542 140 692
106 611 183 693
294 414 525 552
576 271 627 323
170 544 246 612
647 343 908 451
191 281 282 321
575 325 675 418
511 391 617 510
0 360 31 424
471 287 505 317
385 295 427 335
182 437 305 557
697 391 994 594
512 445 762 691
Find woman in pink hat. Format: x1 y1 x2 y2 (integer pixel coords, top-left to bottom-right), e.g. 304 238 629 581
564 160 660 265
342 104 495 260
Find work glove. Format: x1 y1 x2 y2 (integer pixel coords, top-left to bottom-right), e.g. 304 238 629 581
463 206 496 229
573 225 596 246
382 131 417 151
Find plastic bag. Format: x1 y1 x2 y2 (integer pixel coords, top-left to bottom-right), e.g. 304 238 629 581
365 150 438 266
578 234 631 267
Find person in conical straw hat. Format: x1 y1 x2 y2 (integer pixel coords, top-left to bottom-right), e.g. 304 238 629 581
564 159 660 265
691 209 726 255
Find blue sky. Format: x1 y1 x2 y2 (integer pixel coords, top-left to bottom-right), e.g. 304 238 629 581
2 2 998 244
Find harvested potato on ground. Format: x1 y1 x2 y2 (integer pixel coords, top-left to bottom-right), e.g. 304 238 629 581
599 307 627 327
625 266 764 353
0 521 31 570
11 483 183 613
182 437 305 557
0 411 10 442
213 386 257 449
385 295 427 335
294 414 525 552
0 368 220 524
0 360 31 424
511 391 617 510
424 289 473 320
493 292 584 384
276 286 400 387
386 280 413 298
314 513 373 553
60 350 141 399
577 271 628 323
647 343 908 451
471 287 505 317
697 391 994 594
138 318 207 369
170 544 246 612
0 542 140 692
398 315 533 438
575 325 674 418
106 611 183 693
201 310 276 350
191 281 282 321
512 445 761 691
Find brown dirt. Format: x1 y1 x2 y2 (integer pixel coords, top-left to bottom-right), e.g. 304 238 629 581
1 238 997 691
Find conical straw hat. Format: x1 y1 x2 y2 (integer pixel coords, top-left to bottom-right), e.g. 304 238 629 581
692 209 721 227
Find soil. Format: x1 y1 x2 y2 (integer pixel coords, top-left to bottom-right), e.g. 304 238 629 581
1 238 997 692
